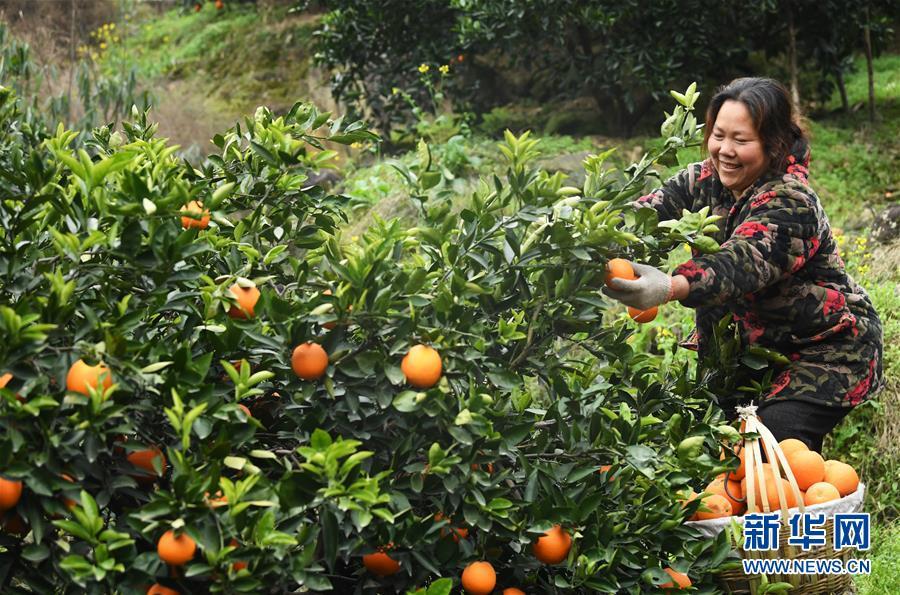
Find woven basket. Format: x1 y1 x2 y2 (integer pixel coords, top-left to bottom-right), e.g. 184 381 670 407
687 406 864 595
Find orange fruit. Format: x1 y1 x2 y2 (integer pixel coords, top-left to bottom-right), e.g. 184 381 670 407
229 538 248 571
461 561 496 595
0 477 23 511
147 584 179 595
706 475 745 515
785 450 825 490
695 493 733 520
66 359 113 396
205 491 228 508
434 512 469 542
804 482 841 505
605 258 635 288
2 512 28 536
660 567 691 591
180 200 210 229
0 373 11 389
503 589 526 595
628 306 658 323
743 472 797 510
157 530 197 566
362 550 400 577
532 525 572 564
720 443 746 481
778 438 809 458
401 344 442 389
238 404 252 418
823 460 859 496
228 283 260 319
127 446 167 484
291 342 328 380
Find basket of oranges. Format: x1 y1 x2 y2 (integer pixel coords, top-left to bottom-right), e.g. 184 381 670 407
685 406 864 595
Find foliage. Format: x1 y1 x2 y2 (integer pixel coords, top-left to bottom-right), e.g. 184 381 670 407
0 73 763 593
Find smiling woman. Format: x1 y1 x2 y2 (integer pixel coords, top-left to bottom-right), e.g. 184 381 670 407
603 77 884 453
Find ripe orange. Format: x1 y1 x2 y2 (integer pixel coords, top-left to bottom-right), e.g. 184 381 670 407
778 438 809 458
785 450 825 491
743 474 797 510
362 550 400 576
147 584 180 595
128 446 167 484
720 443 746 481
228 283 260 319
401 344 442 389
628 306 658 323
215 0 224 9
434 512 469 542
532 525 572 564
461 561 496 595
804 482 841 505
291 342 328 380
0 373 11 389
605 258 635 288
0 477 23 510
66 359 113 396
695 493 733 520
823 460 859 496
706 475 745 515
229 538 248 572
157 530 197 566
660 567 691 591
503 589 526 595
180 200 210 230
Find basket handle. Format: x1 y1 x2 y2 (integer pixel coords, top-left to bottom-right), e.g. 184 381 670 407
737 406 805 520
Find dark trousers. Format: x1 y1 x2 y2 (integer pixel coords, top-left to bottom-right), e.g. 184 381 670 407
756 400 851 453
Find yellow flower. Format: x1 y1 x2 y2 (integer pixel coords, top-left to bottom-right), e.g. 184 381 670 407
109 23 116 30
439 64 449 75
391 87 400 95
417 63 430 74
100 42 107 50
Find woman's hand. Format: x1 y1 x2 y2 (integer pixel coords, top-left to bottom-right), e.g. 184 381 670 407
602 262 675 310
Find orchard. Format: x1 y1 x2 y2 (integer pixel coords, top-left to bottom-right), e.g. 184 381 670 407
0 77 856 594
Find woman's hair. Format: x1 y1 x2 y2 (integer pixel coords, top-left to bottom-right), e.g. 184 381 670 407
702 77 808 173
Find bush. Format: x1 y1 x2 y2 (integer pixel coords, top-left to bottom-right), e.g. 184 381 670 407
0 81 752 593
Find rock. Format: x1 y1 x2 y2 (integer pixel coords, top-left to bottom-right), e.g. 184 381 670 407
536 151 591 187
871 203 900 243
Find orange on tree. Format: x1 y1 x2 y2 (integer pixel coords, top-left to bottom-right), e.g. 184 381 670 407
461 561 496 595
0 372 11 389
695 493 733 520
229 538 248 572
147 584 179 595
503 589 526 595
60 473 78 510
157 530 197 566
127 446 167 484
532 524 572 564
628 305 658 323
291 342 328 380
66 359 113 396
401 344 442 389
227 282 260 319
785 450 825 490
434 512 469 542
804 481 841 505
823 460 859 496
705 474 745 515
660 567 691 591
0 477 23 511
180 200 210 229
778 438 809 458
362 550 400 577
238 403 252 418
605 258 635 288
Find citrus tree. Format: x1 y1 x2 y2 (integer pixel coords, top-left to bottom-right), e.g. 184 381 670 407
0 79 747 594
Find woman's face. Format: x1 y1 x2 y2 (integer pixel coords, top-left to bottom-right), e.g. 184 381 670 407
708 99 769 195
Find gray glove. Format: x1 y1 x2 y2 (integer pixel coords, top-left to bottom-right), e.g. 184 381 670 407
602 262 672 310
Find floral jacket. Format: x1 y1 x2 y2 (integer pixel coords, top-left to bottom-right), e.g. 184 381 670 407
636 142 883 409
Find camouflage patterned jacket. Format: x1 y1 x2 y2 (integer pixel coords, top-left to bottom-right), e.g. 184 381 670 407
636 142 884 409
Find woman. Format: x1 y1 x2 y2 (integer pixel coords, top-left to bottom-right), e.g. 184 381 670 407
603 77 883 452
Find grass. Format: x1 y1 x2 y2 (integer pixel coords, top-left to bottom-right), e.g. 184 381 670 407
855 520 900 594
